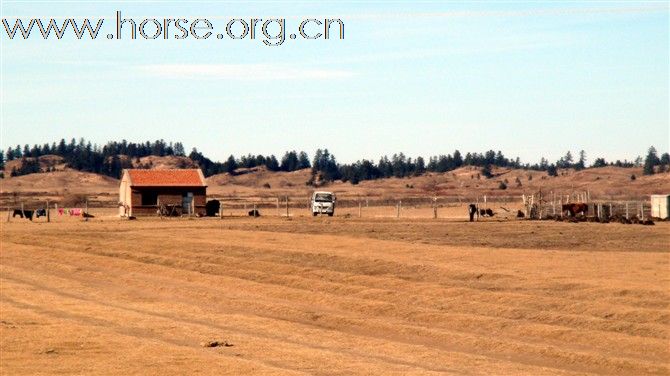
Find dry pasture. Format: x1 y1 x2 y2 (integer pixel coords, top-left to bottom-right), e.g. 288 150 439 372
1 216 669 375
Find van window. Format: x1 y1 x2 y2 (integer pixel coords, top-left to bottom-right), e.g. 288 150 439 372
314 193 333 202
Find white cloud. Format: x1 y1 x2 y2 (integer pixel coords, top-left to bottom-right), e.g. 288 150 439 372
139 64 354 80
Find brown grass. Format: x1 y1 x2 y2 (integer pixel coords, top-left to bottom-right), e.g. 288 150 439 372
1 216 668 375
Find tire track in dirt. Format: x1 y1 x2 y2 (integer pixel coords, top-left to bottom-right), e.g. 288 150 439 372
2 235 668 374
2 271 571 376
2 220 668 375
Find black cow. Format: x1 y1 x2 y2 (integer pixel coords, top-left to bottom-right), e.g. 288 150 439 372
205 200 221 217
562 203 588 217
12 209 34 221
468 204 477 222
479 208 495 217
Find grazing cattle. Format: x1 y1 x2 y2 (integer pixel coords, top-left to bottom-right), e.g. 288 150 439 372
35 209 47 218
12 209 34 221
468 204 477 222
478 208 495 217
248 209 261 217
562 203 588 217
205 200 221 217
517 210 525 218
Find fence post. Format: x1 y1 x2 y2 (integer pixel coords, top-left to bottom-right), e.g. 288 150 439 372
551 192 555 216
253 203 257 217
396 201 401 218
433 197 437 219
625 202 629 219
285 196 289 217
46 200 50 222
358 201 362 218
276 197 280 217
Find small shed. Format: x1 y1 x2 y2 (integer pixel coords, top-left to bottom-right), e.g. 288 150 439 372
119 169 207 217
650 194 669 220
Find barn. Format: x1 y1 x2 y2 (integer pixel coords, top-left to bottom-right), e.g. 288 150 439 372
650 194 669 220
119 169 207 217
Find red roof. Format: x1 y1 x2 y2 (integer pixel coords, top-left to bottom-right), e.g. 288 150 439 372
125 169 206 187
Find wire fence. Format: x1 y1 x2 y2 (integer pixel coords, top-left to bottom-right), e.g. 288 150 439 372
3 191 665 222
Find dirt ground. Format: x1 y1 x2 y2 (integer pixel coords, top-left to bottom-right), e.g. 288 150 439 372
1 216 669 375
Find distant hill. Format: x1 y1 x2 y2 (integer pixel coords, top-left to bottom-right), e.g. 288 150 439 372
117 155 198 170
1 169 118 193
4 154 67 174
2 161 668 205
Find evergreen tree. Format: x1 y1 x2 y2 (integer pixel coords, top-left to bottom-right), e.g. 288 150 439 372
415 156 426 175
576 150 586 170
481 165 493 179
547 164 558 177
225 155 237 174
265 155 280 171
452 150 463 168
298 151 311 169
280 151 299 171
592 157 607 168
643 146 659 175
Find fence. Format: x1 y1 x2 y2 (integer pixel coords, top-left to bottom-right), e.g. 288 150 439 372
4 192 658 222
520 190 653 220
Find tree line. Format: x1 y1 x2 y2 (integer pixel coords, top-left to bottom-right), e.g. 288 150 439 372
0 138 668 183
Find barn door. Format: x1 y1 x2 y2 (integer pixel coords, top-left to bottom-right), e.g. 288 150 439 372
182 192 193 214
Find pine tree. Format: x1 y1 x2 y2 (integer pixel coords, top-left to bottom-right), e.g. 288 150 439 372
547 164 558 177
643 146 659 175
225 155 237 174
592 157 607 168
298 151 311 169
481 165 493 179
575 150 586 170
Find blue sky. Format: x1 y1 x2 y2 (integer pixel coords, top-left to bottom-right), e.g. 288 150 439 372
1 1 668 164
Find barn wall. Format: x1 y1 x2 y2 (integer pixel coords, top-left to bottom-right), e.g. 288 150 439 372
651 195 669 219
119 172 132 217
129 187 207 216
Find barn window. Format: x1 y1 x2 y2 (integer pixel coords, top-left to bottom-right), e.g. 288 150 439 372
141 191 158 206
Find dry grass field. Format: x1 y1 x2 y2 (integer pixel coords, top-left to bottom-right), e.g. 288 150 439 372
1 215 668 375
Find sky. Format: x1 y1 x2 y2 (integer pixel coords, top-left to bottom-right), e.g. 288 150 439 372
1 1 668 165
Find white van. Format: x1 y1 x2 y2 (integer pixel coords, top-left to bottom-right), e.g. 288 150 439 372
311 191 336 216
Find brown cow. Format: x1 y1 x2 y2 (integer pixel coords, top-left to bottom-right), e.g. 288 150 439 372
562 203 588 217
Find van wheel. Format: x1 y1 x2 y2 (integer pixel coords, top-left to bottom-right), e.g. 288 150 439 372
328 213 334 217
312 212 317 217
